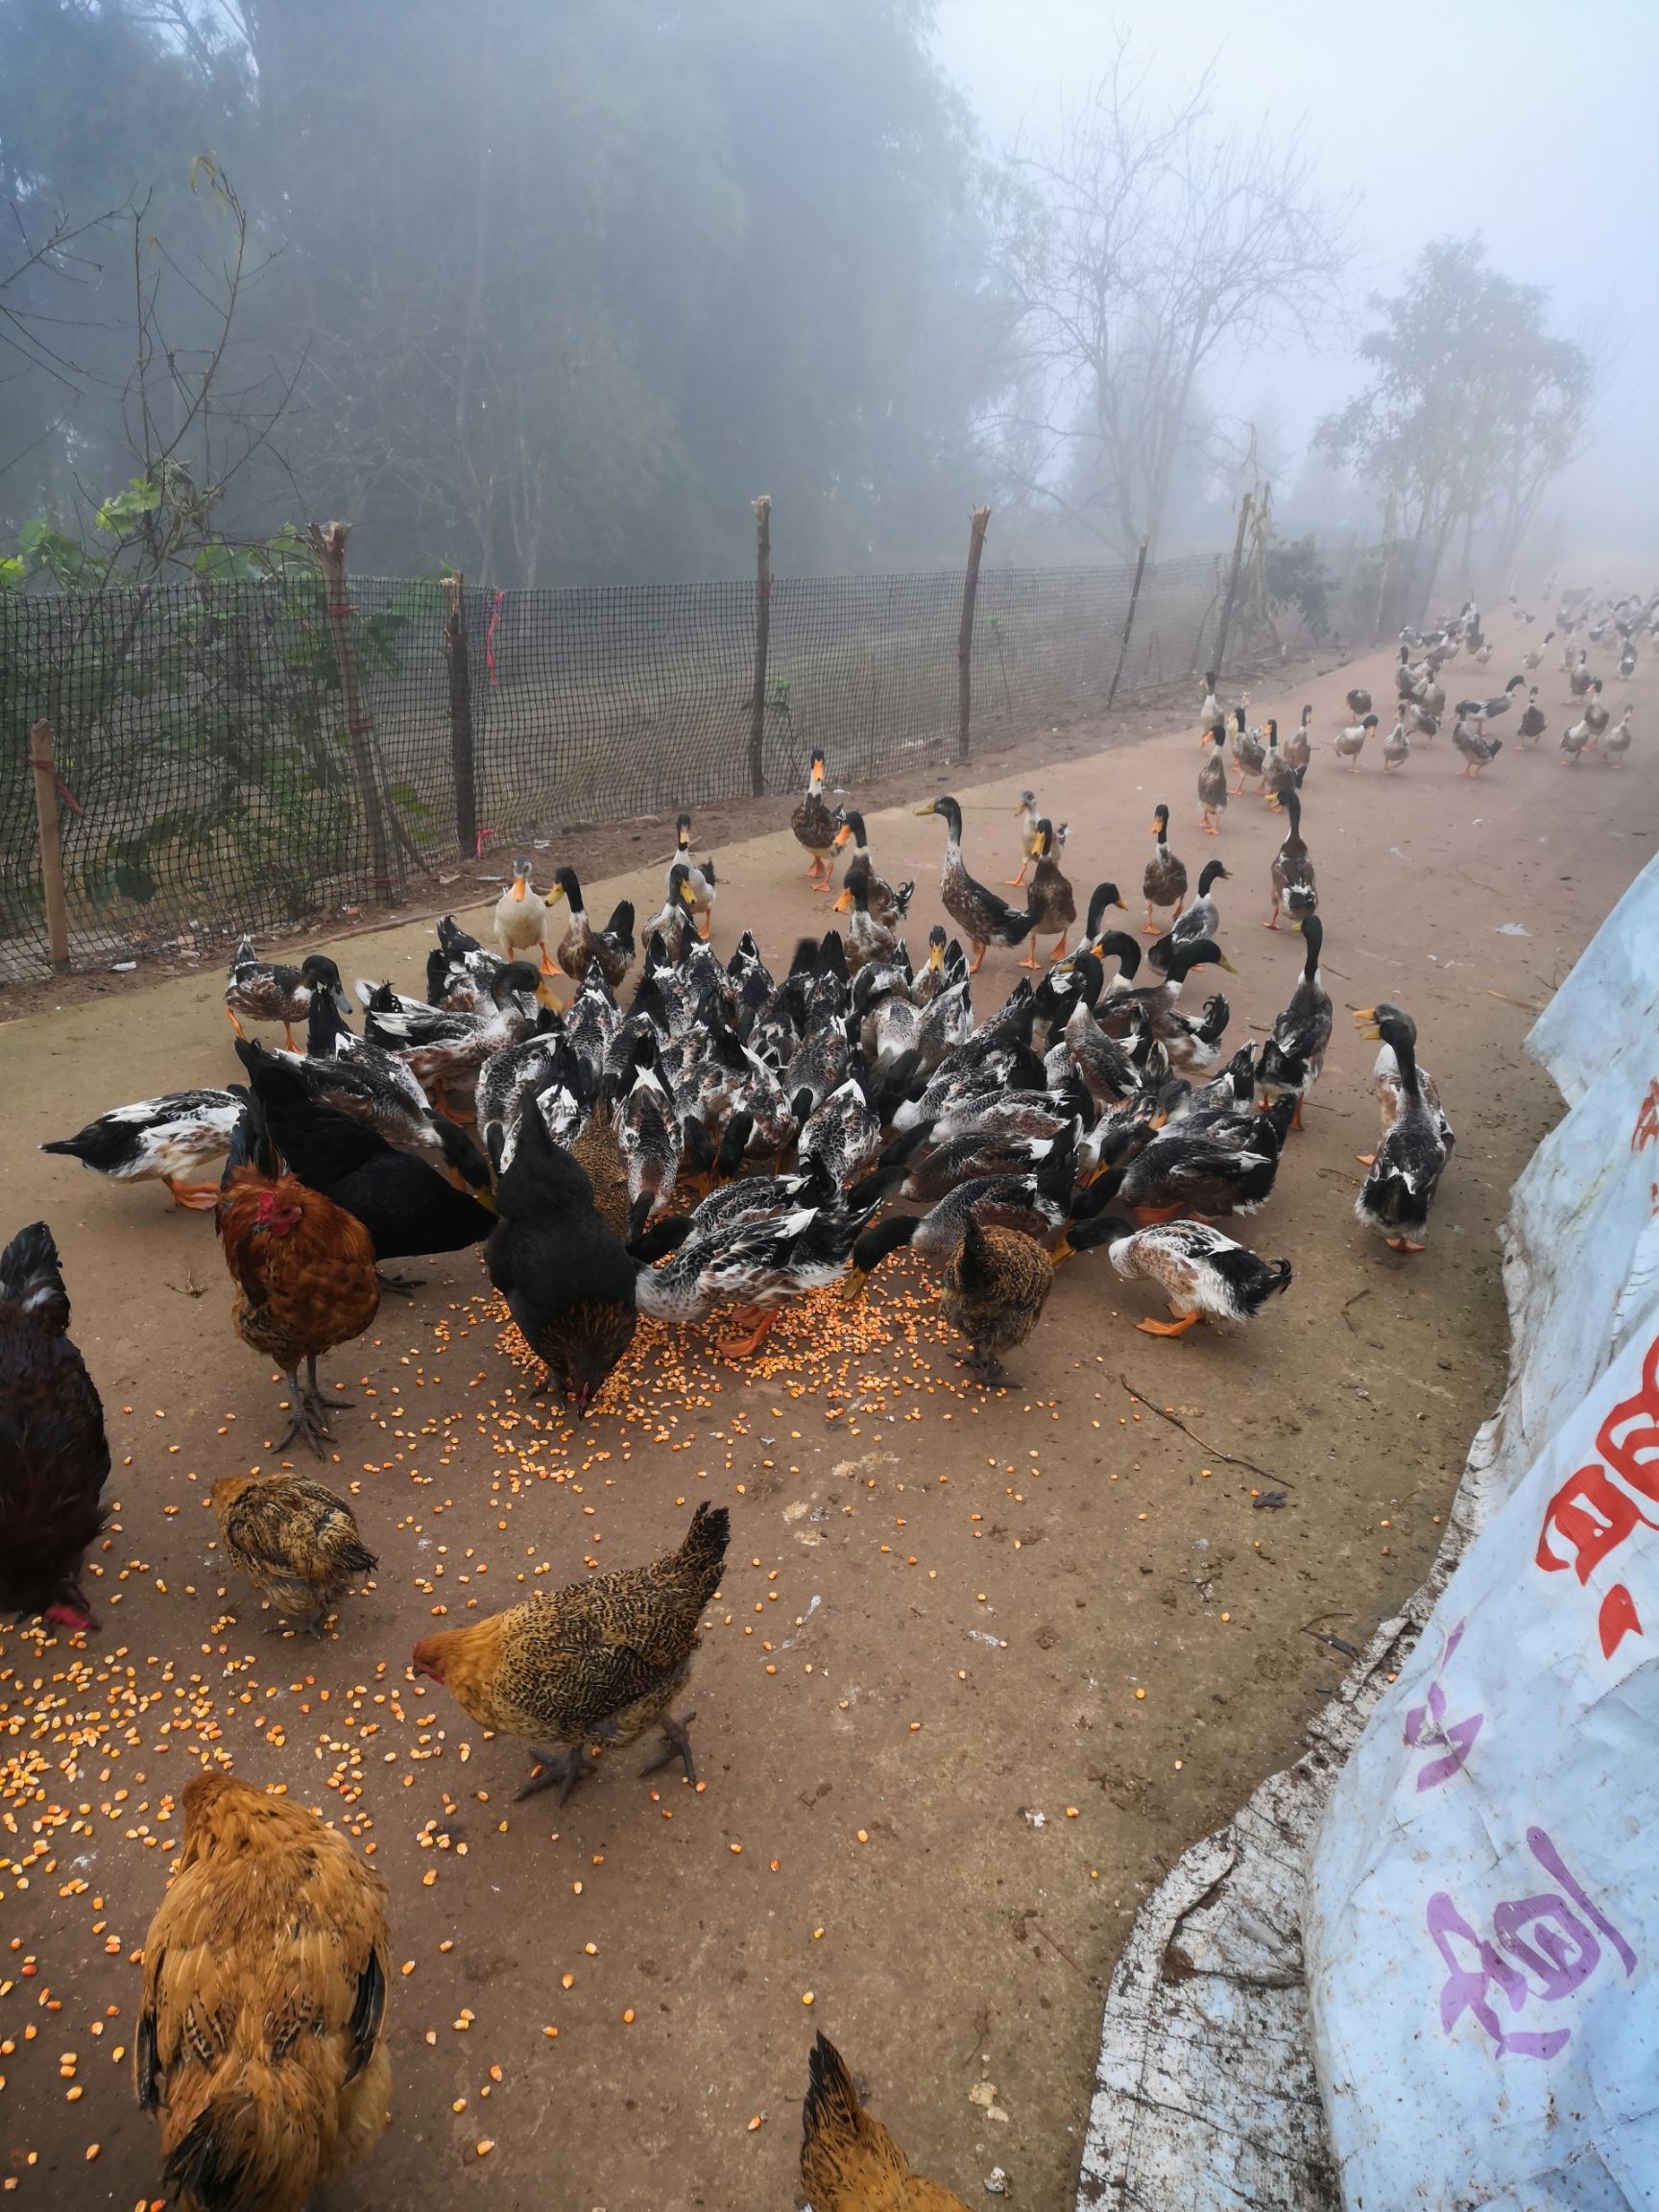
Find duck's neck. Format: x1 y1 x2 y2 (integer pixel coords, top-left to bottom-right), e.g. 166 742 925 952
1393 1030 1421 1101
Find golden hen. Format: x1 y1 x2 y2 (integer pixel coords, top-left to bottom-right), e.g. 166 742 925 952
216 1100 379 1456
211 1472 377 1633
134 1771 391 2212
801 2032 970 2211
412 1502 730 1801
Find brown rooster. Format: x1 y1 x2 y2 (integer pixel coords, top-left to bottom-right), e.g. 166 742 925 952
412 1502 730 1801
216 1099 379 1456
0 1221 109 1631
134 1770 391 2212
211 1473 377 1634
801 2032 970 2211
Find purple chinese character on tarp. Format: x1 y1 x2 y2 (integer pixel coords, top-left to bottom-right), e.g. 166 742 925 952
1403 1621 1484 1791
1426 1828 1636 2061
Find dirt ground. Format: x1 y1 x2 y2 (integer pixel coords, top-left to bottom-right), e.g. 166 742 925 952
1 631 1652 2211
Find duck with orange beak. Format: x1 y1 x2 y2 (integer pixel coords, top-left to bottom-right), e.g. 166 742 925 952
493 855 554 974
793 750 838 887
1021 818 1075 967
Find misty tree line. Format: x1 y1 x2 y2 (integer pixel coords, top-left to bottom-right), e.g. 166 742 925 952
0 0 1594 597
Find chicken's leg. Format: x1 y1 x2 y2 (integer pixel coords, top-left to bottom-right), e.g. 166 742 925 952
517 1745 598 1803
639 1710 700 1788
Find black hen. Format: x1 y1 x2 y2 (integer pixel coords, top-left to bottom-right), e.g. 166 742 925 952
486 1102 637 1411
0 1223 110 1630
233 1041 493 1280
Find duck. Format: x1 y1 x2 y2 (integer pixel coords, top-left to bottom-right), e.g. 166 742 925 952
1344 684 1372 720
941 1219 1054 1386
285 992 492 1189
364 960 544 1118
793 750 838 889
1353 1005 1453 1253
428 915 502 1011
225 940 351 1051
1142 804 1189 932
1602 708 1634 764
1517 688 1547 747
914 795 1036 974
832 810 912 928
1580 681 1611 740
493 857 554 974
1262 724 1299 809
1266 788 1316 929
40 1091 243 1210
1198 669 1222 738
1452 714 1503 776
1255 915 1332 1131
1619 637 1638 679
1381 715 1410 772
1284 706 1313 774
831 871 902 974
643 862 704 952
1096 1094 1296 1222
1148 861 1229 977
1558 712 1594 765
1022 819 1075 967
1196 723 1229 834
1455 675 1526 729
1333 712 1378 771
1007 790 1045 888
1094 937 1234 1058
1071 1213 1291 1336
545 866 636 986
1407 698 1440 743
1521 631 1554 672
1078 880 1129 957
846 1143 1077 1291
1394 644 1418 698
1568 650 1593 697
669 813 717 933
1230 708 1265 794
611 1029 683 1235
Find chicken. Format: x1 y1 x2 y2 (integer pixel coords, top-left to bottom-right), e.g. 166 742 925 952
211 1472 377 1634
216 1101 380 1457
0 1221 109 1630
134 1771 391 2212
800 2031 970 2211
412 1503 730 1802
941 1219 1054 1387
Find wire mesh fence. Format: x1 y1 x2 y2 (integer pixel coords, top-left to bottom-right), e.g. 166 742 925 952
0 531 1406 981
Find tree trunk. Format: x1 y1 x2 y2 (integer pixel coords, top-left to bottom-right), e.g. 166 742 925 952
308 521 398 905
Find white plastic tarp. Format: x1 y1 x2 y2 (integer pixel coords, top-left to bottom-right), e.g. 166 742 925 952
1306 855 1659 2211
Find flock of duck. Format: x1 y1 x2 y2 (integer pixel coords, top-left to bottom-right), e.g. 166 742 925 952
52 592 1643 1439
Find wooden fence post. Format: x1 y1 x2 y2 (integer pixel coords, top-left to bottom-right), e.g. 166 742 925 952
308 519 398 905
1213 492 1253 678
443 573 479 857
748 495 772 798
26 718 71 973
956 504 992 763
1106 538 1150 707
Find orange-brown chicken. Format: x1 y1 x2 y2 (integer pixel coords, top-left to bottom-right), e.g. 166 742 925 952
211 1472 377 1633
801 2032 970 2211
134 1770 391 2212
412 1503 729 1801
216 1104 379 1456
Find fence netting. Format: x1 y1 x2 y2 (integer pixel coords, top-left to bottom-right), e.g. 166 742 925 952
0 537 1405 980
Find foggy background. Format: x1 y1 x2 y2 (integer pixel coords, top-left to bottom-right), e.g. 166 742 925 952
1 0 1652 592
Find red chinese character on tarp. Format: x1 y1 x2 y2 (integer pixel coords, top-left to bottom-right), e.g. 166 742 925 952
1534 1328 1659 1657
1631 1078 1659 1154
1426 1826 1636 2062
1403 1621 1484 1791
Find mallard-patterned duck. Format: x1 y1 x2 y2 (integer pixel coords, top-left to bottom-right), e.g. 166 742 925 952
1196 722 1229 835
41 1091 242 1210
1334 712 1378 771
832 871 901 974
1072 1214 1291 1337
1198 670 1222 739
1381 715 1410 772
1345 684 1373 719
1603 707 1634 763
670 813 717 933
1256 915 1332 1130
1022 819 1075 967
1581 682 1611 740
914 795 1035 974
547 867 636 985
942 1219 1054 1386
1284 706 1313 774
225 940 351 1051
1262 723 1298 808
1517 688 1547 747
364 961 543 1118
1455 675 1525 728
1266 789 1316 930
1452 713 1503 776
1558 712 1593 765
832 809 912 929
793 750 838 888
1354 1005 1453 1253
1148 860 1229 977
643 862 703 951
1142 804 1189 931
1101 1094 1296 1222
1230 707 1265 794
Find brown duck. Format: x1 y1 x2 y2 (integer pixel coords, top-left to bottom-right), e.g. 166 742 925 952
794 750 838 888
1142 804 1189 931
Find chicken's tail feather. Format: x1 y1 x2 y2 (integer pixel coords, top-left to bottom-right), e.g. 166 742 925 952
680 1502 731 1578
0 1220 70 1335
803 2030 865 2156
161 2064 306 2212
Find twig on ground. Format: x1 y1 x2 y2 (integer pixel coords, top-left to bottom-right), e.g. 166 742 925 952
1118 1374 1294 1487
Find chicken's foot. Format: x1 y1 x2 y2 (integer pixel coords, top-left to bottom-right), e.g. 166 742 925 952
639 1710 701 1788
517 1744 599 1803
375 1269 424 1297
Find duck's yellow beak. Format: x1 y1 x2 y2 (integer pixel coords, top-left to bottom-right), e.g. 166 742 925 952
841 1270 870 1303
1217 954 1238 974
926 943 945 973
913 803 936 818
832 822 853 849
544 881 565 909
511 878 527 902
832 889 853 914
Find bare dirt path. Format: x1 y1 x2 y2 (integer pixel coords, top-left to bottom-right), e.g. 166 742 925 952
2 635 1652 2210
